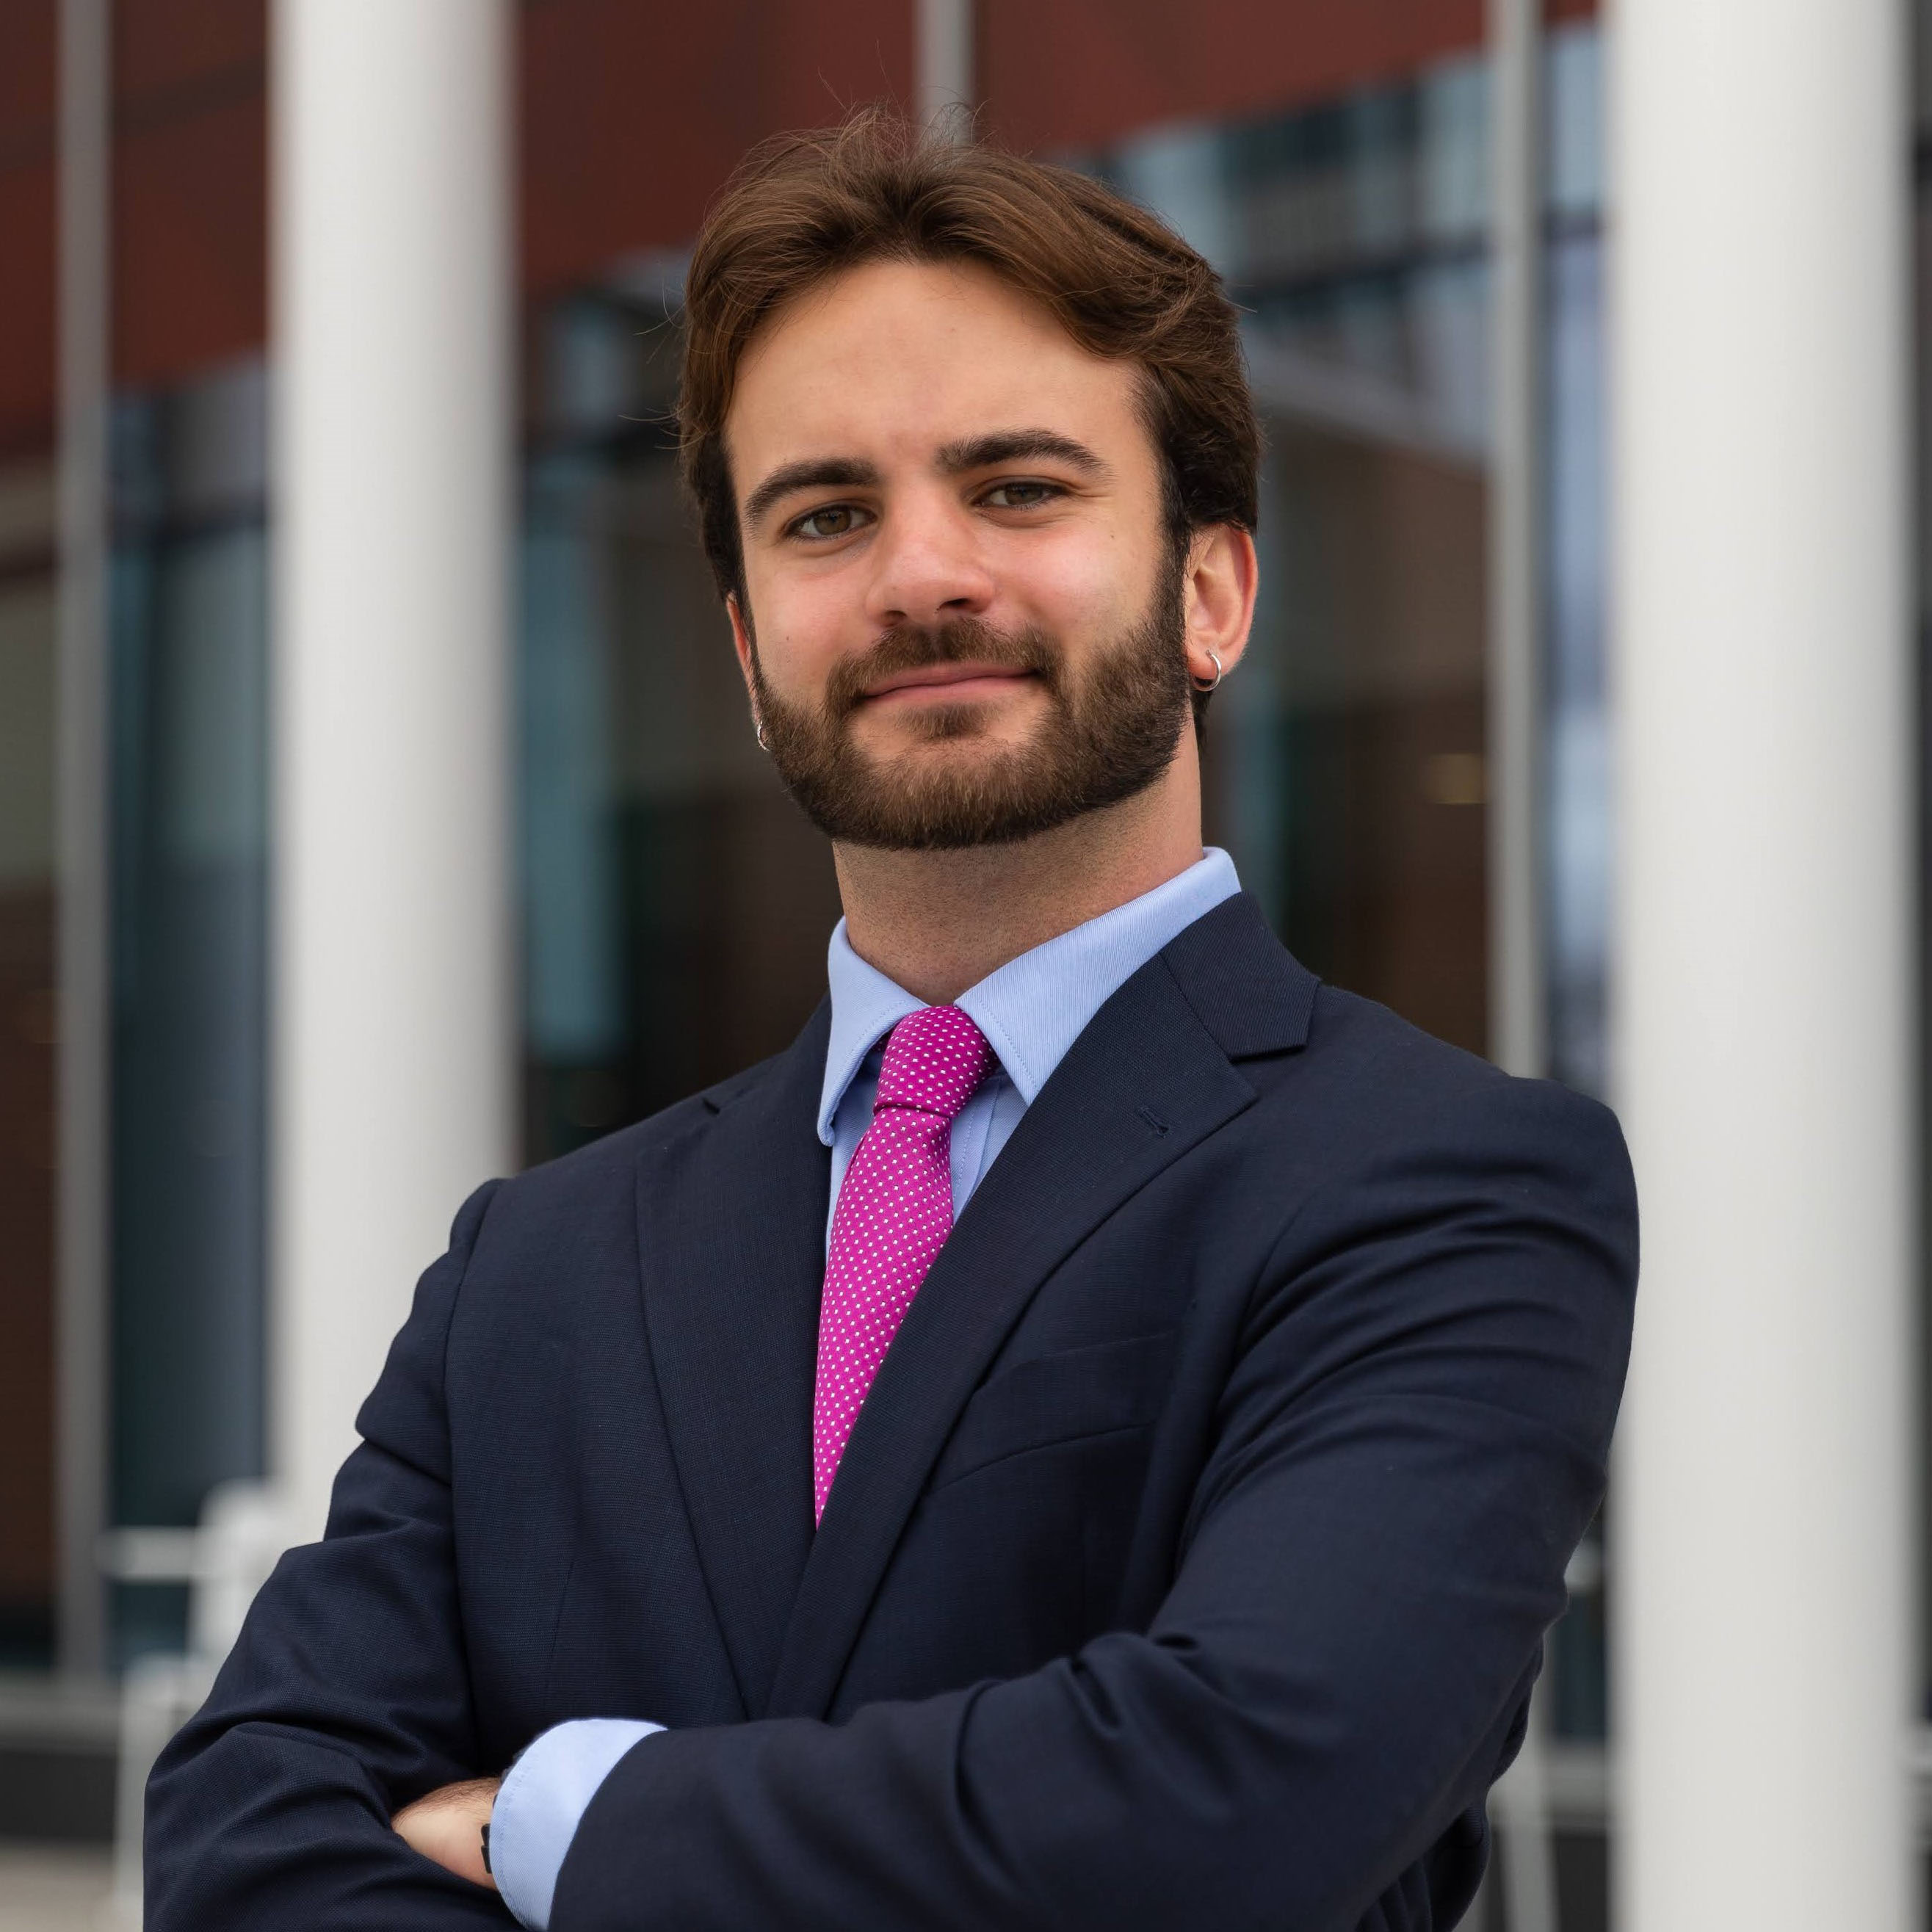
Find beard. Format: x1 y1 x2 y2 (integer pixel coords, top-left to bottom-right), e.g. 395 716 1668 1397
750 558 1193 852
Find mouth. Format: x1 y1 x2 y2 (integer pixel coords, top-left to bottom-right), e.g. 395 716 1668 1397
859 662 1041 707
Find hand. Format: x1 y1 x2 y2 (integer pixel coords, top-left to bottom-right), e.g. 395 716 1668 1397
392 1776 502 1889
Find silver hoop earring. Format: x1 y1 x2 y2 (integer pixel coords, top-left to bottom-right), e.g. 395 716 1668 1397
754 717 770 751
1190 650 1223 694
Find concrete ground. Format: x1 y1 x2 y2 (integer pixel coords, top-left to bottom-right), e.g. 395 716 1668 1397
0 1848 116 1932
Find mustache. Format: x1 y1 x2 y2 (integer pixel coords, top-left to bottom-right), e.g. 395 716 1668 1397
822 618 1062 720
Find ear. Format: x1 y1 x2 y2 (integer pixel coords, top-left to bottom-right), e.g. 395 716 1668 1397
726 593 758 704
1181 525 1258 687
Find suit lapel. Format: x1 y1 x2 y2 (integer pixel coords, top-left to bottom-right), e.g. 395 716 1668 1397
635 1005 831 1719
767 901 1309 1719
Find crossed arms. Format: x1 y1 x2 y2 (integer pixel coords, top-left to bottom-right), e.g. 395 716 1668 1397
147 1077 1635 1931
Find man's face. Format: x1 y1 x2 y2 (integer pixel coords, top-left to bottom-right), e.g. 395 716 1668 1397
723 258 1193 850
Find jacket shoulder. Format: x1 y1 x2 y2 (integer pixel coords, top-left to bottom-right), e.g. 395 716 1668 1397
1273 983 1635 1234
1306 981 1621 1126
472 1041 801 1234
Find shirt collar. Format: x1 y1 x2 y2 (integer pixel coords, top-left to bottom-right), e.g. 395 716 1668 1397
817 847 1242 1144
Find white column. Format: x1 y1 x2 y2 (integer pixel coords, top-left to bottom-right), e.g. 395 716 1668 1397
1484 8 1559 1927
1611 4 1914 1929
272 1 515 1541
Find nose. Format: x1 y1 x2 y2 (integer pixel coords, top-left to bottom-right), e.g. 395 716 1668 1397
864 486 996 631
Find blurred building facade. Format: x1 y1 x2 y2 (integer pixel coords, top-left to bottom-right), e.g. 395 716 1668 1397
0 3 1911 1927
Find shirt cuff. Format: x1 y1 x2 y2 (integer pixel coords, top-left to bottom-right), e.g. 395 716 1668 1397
491 1717 663 1930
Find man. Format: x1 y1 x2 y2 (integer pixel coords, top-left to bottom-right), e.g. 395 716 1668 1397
149 112 1635 1931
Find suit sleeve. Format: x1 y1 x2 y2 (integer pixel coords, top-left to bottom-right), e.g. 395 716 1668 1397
144 1181 515 1931
551 1075 1638 1932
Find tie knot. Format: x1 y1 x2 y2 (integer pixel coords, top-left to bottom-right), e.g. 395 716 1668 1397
875 1005 993 1120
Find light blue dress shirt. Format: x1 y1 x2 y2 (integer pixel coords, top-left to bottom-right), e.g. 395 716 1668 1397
489 850 1243 1930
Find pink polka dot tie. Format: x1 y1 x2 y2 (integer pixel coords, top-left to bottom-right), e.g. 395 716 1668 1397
813 1005 994 1522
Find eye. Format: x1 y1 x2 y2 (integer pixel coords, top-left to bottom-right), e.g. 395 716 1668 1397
980 480 1061 510
789 503 868 541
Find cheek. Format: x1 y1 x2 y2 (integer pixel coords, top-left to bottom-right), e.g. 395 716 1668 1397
997 522 1150 641
744 568 856 697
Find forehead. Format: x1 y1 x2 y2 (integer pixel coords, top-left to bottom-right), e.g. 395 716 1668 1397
725 257 1148 478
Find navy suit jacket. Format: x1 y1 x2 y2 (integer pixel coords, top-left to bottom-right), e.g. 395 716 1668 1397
147 894 1637 1931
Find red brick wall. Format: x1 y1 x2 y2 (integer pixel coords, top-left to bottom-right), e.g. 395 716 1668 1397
521 0 916 299
0 1 57 459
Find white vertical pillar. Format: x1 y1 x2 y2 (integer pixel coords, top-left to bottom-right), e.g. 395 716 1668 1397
272 1 516 1541
1485 7 1560 1928
55 0 111 1679
1612 4 1914 1929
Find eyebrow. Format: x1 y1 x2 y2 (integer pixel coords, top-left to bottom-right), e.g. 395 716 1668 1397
742 457 883 532
936 429 1110 479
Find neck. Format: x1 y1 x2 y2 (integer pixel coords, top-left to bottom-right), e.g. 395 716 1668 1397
832 736 1206 1005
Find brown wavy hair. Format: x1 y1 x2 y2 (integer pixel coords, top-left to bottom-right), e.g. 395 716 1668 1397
677 107 1259 612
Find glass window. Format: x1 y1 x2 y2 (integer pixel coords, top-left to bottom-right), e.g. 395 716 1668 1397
1086 64 1497 1055
107 360 271 1665
520 283 843 1165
